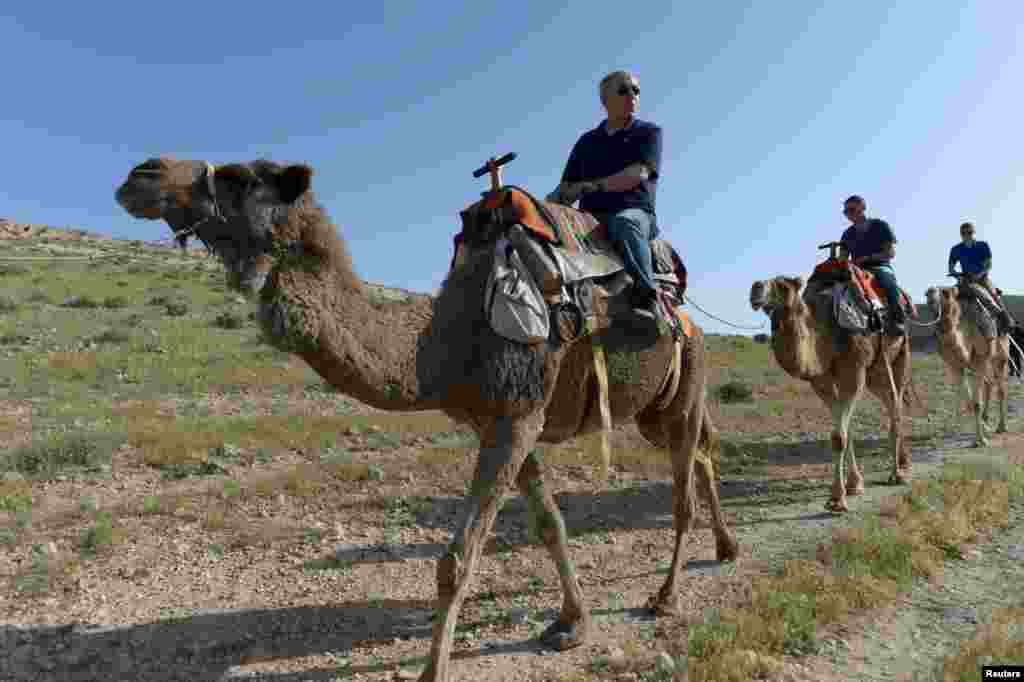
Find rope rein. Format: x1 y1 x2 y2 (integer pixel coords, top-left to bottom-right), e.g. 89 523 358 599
683 293 766 331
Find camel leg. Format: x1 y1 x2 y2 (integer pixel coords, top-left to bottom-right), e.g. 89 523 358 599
825 366 864 512
845 436 865 496
952 369 971 428
649 407 705 615
995 344 1009 434
971 352 991 447
878 346 910 483
694 424 739 562
419 414 542 682
516 451 590 650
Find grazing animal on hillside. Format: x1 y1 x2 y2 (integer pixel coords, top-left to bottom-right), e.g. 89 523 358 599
116 157 738 682
750 275 912 513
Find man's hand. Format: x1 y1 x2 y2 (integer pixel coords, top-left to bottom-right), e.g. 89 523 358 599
545 181 599 206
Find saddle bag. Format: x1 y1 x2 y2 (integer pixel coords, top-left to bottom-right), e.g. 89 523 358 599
484 238 550 345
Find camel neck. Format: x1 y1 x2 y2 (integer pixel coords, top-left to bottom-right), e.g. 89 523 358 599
261 255 442 412
770 300 831 380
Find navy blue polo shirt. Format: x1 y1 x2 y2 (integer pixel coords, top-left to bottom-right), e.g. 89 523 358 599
948 241 992 275
560 118 662 216
841 218 897 270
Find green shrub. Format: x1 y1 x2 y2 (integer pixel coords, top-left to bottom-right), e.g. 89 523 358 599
716 380 754 404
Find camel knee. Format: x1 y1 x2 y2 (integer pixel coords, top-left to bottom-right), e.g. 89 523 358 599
831 431 845 453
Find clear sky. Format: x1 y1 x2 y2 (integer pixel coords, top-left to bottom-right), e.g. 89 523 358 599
2 3 1022 333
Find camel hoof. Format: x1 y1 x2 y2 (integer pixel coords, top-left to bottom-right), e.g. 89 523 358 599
416 662 438 682
825 498 849 513
539 616 590 651
846 483 866 496
974 438 990 448
717 534 740 562
996 425 1008 434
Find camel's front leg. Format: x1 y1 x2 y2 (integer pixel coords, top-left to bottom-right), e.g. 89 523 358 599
826 393 859 512
952 368 971 427
419 414 542 682
971 353 991 447
516 452 590 649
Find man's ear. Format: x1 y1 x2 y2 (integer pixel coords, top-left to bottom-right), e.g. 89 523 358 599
276 165 312 204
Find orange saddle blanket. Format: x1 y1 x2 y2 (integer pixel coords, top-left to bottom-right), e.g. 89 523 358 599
460 186 612 253
811 258 916 316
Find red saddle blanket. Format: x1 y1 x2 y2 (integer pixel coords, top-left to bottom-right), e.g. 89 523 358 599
811 258 917 317
461 187 611 253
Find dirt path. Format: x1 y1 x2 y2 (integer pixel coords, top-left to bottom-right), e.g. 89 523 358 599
779 514 1024 682
5 421 1023 681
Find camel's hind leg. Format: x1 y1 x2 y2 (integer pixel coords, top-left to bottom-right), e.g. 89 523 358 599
419 413 543 682
994 340 1010 434
971 347 992 447
649 405 737 615
516 451 589 650
874 341 911 483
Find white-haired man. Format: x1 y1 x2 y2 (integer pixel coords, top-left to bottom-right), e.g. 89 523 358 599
548 70 663 319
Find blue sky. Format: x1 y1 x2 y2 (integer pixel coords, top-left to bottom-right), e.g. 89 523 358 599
2 3 1022 333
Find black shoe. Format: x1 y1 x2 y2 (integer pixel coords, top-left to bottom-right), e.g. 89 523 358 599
631 291 659 321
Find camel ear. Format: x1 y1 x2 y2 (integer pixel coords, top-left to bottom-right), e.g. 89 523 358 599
789 276 805 291
275 165 312 204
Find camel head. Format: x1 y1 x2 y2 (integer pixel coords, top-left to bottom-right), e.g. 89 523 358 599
116 158 312 296
750 276 805 315
925 286 960 324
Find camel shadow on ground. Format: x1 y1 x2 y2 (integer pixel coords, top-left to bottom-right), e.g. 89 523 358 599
1 435 933 681
331 435 906 566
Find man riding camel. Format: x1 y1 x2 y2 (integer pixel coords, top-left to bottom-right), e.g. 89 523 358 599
547 69 663 320
948 221 1014 331
838 195 906 336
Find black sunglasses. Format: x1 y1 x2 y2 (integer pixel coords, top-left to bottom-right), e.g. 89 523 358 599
617 84 640 97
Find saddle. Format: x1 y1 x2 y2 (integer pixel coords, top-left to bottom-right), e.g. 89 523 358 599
456 186 692 340
807 258 917 334
955 282 1004 337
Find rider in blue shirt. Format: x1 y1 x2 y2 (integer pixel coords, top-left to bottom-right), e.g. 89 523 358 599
949 221 1013 329
548 70 663 321
839 195 905 336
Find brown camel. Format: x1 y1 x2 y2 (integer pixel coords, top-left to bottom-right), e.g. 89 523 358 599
925 286 1009 445
749 276 912 513
115 157 738 682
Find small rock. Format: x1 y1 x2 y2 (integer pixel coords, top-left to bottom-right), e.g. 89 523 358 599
507 608 530 625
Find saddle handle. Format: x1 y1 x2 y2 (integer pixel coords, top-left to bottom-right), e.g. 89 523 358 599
818 241 844 260
472 152 518 178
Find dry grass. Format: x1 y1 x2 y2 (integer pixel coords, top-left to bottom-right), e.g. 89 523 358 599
686 459 1023 682
939 606 1024 679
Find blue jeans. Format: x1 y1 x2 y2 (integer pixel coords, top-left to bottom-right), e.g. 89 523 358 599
867 267 904 320
604 208 660 299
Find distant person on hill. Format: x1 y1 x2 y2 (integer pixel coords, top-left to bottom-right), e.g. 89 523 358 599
948 221 1014 330
838 195 906 336
547 69 663 321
